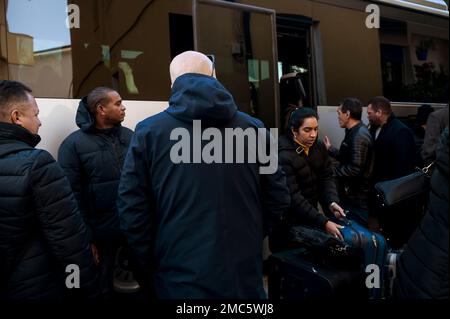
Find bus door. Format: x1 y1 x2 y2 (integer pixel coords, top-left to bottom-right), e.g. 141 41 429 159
277 14 315 108
193 0 280 128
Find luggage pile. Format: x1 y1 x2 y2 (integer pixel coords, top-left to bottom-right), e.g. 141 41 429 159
268 217 400 299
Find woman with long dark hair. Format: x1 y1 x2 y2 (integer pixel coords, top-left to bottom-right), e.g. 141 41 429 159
271 107 346 252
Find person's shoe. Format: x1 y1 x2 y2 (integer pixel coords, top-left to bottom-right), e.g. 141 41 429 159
113 247 140 294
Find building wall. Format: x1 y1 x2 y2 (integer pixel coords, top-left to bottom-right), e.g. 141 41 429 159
0 0 7 79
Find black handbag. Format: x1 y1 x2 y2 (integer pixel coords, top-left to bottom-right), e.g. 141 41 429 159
374 163 434 207
289 226 363 270
290 226 345 254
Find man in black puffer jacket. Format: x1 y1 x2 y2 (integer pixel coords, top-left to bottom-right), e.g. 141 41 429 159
58 87 133 298
394 128 449 299
0 80 97 300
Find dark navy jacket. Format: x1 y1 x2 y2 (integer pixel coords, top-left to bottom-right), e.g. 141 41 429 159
370 115 417 183
0 123 97 299
58 98 133 245
117 73 290 299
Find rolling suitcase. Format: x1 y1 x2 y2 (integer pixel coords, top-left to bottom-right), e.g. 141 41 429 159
336 218 388 298
268 248 366 299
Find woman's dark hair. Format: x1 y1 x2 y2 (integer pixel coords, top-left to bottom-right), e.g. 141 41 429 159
287 107 318 137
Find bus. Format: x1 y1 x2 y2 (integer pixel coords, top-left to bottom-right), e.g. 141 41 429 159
0 0 448 157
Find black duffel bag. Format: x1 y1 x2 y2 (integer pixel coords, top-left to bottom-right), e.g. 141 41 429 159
374 163 434 208
289 225 363 270
373 163 434 249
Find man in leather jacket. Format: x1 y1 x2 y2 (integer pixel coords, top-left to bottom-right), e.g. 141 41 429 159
324 98 374 225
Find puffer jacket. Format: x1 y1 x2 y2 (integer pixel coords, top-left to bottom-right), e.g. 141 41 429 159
117 73 290 299
278 135 339 230
0 122 97 300
328 122 374 203
58 98 133 245
394 128 449 299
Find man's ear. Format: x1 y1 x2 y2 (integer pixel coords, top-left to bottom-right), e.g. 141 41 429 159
10 109 21 125
96 104 104 116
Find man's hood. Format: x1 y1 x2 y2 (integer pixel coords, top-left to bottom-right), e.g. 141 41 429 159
166 73 238 127
76 96 95 132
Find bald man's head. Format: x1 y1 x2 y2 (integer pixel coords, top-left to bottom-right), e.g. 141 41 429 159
170 51 215 85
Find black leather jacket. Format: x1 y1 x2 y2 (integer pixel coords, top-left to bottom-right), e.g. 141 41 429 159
329 122 374 202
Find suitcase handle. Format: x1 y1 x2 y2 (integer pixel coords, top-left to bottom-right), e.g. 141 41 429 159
333 212 352 227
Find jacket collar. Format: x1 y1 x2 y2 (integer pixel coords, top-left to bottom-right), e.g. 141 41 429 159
345 122 363 135
0 122 41 148
279 134 317 153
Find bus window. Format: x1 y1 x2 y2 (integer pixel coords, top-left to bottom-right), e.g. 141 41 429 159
193 0 280 128
4 0 72 98
0 0 191 102
169 13 194 59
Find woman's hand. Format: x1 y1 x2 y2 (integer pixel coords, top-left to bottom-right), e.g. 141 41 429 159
325 221 344 241
91 244 100 266
324 135 332 150
329 202 346 218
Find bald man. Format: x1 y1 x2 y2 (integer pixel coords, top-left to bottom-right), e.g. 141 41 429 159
118 51 290 299
169 50 216 84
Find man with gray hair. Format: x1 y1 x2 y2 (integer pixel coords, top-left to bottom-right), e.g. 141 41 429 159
118 51 290 298
58 87 133 299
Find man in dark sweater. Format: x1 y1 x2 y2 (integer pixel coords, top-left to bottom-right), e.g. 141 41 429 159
367 97 417 183
367 96 420 248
